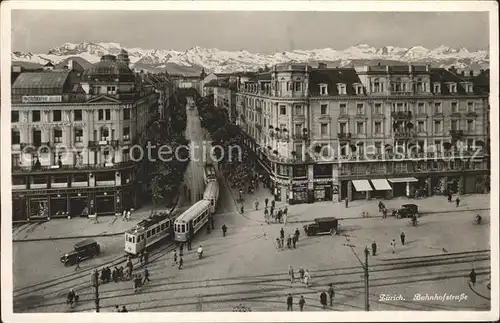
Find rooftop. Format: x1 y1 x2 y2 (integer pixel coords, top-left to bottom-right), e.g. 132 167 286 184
12 71 71 91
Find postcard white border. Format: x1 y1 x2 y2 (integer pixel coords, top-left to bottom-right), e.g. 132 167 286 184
1 1 499 322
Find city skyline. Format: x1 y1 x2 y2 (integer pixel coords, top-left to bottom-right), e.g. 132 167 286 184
12 11 489 53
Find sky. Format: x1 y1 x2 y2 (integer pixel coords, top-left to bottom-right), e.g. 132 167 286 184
12 11 489 53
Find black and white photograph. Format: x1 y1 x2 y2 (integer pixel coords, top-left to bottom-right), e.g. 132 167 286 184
1 1 498 322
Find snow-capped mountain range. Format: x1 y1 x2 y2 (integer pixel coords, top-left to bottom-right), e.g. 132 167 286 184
12 42 489 74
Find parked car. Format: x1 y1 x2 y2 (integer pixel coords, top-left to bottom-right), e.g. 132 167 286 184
303 217 339 236
61 239 100 266
392 204 419 219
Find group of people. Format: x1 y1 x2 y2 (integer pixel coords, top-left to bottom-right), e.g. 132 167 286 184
378 201 388 218
287 266 312 287
276 227 300 250
447 192 461 207
121 209 133 222
133 266 150 292
286 283 335 311
369 232 407 256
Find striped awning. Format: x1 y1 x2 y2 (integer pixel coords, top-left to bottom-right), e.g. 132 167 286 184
370 179 392 190
388 177 418 183
352 180 373 192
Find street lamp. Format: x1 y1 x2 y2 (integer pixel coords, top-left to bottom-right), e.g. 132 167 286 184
343 235 370 311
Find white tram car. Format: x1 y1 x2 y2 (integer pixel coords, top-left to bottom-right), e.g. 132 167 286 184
203 164 217 184
174 200 211 242
124 212 173 255
203 181 219 214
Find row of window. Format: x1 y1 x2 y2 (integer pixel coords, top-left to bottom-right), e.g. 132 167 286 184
11 108 131 123
126 220 171 244
174 208 210 234
12 169 131 184
11 127 132 145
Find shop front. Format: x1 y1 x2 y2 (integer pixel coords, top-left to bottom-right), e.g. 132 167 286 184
50 194 68 217
12 197 27 222
290 182 308 205
351 180 373 200
387 177 418 197
95 192 115 215
369 178 392 199
29 197 49 219
69 193 89 217
313 180 333 202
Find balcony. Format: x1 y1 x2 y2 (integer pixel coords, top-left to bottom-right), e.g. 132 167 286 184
391 111 413 120
466 111 478 117
338 132 352 142
450 130 464 139
393 130 416 139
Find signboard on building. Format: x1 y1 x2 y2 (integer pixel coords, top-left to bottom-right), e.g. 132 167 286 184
22 96 62 103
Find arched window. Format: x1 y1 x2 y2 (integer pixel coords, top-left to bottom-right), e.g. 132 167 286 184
373 78 380 92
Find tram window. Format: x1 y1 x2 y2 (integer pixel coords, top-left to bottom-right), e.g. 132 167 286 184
137 236 141 243
153 228 156 235
141 234 144 241
132 236 136 243
211 200 214 206
147 231 151 238
166 222 169 228
182 224 185 233
161 223 164 230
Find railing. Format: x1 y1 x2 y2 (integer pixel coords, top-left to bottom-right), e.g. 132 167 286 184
338 132 352 141
12 160 135 173
466 111 478 117
391 111 413 120
393 130 416 139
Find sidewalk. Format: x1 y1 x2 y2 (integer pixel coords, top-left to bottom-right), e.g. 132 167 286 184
12 199 182 242
241 192 490 224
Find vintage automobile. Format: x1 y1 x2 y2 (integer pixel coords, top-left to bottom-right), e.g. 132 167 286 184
392 204 419 219
60 239 100 266
303 217 339 236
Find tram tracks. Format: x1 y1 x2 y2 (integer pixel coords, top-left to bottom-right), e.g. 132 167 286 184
17 249 490 312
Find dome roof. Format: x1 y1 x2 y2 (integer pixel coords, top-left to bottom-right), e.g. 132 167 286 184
82 54 134 82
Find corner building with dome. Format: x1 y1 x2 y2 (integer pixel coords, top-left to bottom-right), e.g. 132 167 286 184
10 51 173 221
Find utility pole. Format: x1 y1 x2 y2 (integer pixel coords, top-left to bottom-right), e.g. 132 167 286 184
91 269 100 312
343 235 370 311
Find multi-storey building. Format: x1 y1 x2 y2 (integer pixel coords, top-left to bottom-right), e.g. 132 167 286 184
11 51 172 221
204 77 238 123
236 63 490 204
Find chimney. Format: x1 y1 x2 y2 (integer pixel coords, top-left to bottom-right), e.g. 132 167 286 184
386 65 390 73
408 65 413 73
67 59 74 71
426 64 431 72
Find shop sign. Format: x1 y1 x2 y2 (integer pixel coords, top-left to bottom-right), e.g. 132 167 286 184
22 95 62 103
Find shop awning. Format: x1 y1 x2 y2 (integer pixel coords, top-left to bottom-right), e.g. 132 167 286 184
370 179 392 190
352 180 373 192
388 177 418 183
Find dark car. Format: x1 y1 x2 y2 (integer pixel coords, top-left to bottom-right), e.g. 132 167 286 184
61 239 100 266
303 217 339 236
392 204 419 219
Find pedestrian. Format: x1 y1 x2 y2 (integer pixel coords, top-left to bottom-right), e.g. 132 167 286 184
143 250 149 265
299 295 305 311
271 200 276 208
178 256 183 269
469 269 477 286
180 243 184 257
222 224 227 237
240 204 244 213
121 305 128 312
304 269 311 287
280 228 285 248
371 241 377 256
139 251 144 265
295 228 300 242
278 209 283 223
288 265 294 283
211 216 215 229
448 192 452 203
133 275 139 292
127 209 131 221
391 239 396 254
114 305 120 312
292 234 297 248
122 209 127 221
275 238 281 250
172 250 178 266
74 255 81 271
287 234 292 249
345 198 349 208
320 291 328 309
255 200 259 211
264 208 269 216
400 232 406 245
112 267 118 283
456 195 461 207
286 293 293 311
143 266 150 284
382 208 387 219
328 283 335 306
265 198 269 208
299 267 305 283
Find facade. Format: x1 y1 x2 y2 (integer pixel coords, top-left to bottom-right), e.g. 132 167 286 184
204 77 238 123
236 63 490 204
10 51 172 221
171 69 205 94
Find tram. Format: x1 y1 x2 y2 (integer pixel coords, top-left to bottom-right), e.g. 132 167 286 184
124 212 173 255
173 200 211 242
203 163 217 184
203 181 219 214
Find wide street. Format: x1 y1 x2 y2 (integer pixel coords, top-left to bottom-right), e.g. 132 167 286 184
12 100 491 313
